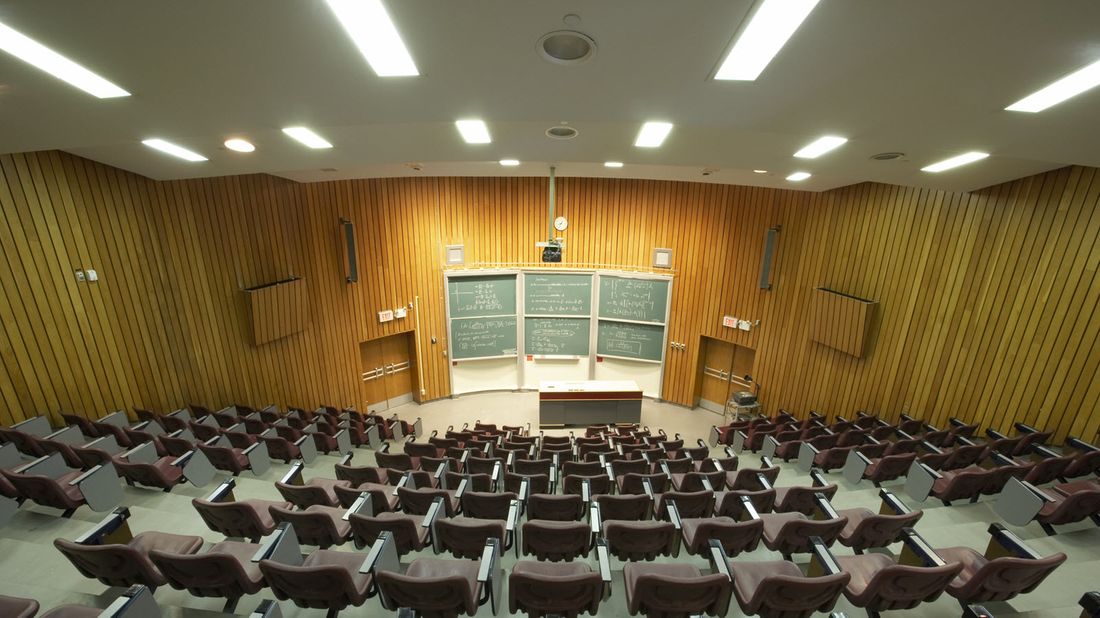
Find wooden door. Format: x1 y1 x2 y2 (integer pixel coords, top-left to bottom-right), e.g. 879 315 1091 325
381 332 414 402
699 337 735 409
359 340 387 410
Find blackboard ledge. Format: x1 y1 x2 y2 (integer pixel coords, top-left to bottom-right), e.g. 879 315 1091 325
596 354 663 365
451 354 518 363
528 355 584 361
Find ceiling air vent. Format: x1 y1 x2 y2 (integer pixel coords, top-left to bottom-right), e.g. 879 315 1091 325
870 152 906 161
546 125 579 140
538 30 596 65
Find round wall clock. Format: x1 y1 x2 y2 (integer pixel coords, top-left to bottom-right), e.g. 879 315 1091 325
554 215 569 231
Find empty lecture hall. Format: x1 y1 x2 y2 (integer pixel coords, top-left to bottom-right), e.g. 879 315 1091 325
3 1 1100 617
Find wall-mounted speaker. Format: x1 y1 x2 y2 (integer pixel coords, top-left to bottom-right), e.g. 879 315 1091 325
341 218 358 283
759 226 779 289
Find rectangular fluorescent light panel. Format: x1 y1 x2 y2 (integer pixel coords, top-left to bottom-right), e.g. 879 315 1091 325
921 151 989 173
634 122 673 148
0 20 130 98
786 171 811 181
325 0 419 77
1006 59 1100 112
794 135 847 158
714 0 820 81
455 120 491 144
604 161 624 168
282 127 333 149
142 139 207 162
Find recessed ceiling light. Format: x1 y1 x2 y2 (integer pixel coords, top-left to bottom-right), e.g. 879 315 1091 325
545 125 579 140
786 171 811 181
794 135 847 159
142 139 207 162
224 138 255 153
0 20 130 98
538 30 597 65
455 119 491 144
282 127 333 149
324 0 419 77
634 121 673 148
1005 58 1100 113
604 161 624 168
714 0 820 81
753 169 768 174
921 151 989 173
499 159 520 166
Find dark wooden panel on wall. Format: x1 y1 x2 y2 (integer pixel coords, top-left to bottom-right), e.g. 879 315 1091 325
0 151 1098 443
244 277 310 346
809 287 877 358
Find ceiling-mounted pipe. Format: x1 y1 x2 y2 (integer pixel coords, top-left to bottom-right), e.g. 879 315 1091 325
547 165 556 241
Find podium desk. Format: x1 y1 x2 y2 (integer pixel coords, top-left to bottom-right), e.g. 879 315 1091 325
539 380 642 427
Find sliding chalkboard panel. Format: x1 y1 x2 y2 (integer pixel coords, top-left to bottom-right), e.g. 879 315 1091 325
451 316 518 359
525 317 590 356
596 320 664 362
598 276 669 323
448 275 517 318
524 273 592 316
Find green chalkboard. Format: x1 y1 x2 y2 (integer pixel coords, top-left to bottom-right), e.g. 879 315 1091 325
524 273 592 316
596 320 665 362
448 275 517 318
598 276 669 323
524 317 590 356
450 316 518 359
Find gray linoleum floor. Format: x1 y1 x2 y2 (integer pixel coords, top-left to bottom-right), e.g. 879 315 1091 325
1 392 1096 617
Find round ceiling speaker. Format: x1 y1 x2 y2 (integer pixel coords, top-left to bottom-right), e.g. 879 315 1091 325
538 30 596 65
546 125 579 140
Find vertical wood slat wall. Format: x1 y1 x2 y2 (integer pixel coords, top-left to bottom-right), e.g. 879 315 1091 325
1 151 1098 442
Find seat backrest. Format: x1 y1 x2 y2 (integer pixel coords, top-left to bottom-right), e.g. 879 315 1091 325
563 474 611 497
334 463 384 485
404 441 438 458
269 507 345 549
61 414 99 438
5 470 84 510
846 511 923 550
443 470 491 492
259 558 360 611
460 491 516 520
698 457 738 473
955 554 1067 602
729 466 780 490
596 494 651 521
658 490 714 520
685 517 763 556
773 516 848 553
159 434 194 458
376 563 478 616
39 439 85 469
869 453 917 480
397 487 455 516
743 571 850 615
856 562 963 610
716 488 776 518
1024 456 1073 485
618 472 668 495
192 499 269 541
522 520 591 561
465 456 503 476
514 458 552 476
505 472 550 495
944 444 987 469
611 459 648 477
196 443 245 472
661 457 693 473
276 482 336 509
527 493 583 521
604 521 677 560
348 512 421 554
509 562 602 617
1043 488 1100 525
115 459 175 490
778 484 838 515
0 429 45 457
629 570 731 617
53 538 160 588
149 548 254 599
435 517 506 559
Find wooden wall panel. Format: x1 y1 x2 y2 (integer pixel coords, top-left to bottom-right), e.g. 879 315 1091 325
1 151 1098 443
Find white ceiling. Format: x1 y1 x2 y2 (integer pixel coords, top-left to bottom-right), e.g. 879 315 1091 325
1 0 1099 192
